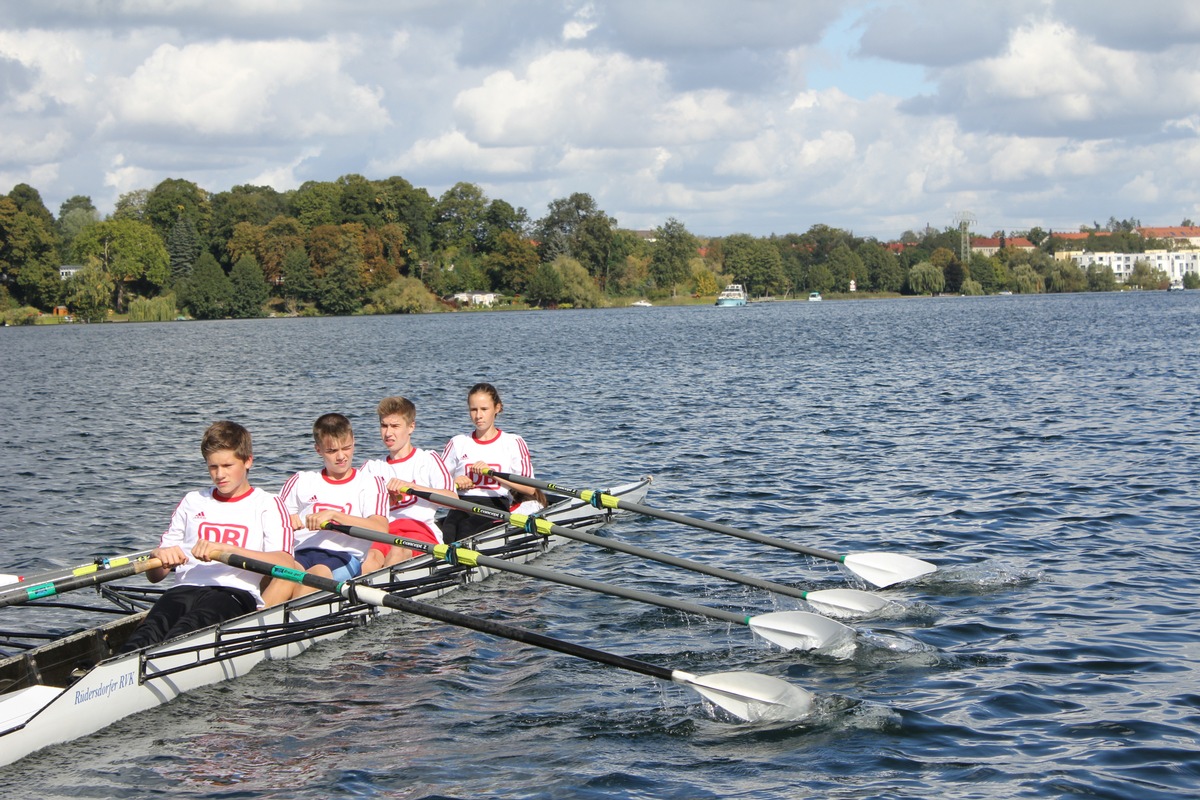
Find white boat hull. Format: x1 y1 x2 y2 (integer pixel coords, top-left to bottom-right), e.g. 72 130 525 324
0 478 651 767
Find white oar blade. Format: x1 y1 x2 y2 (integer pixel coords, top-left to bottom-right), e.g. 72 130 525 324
677 670 813 722
748 611 854 651
804 588 891 616
843 552 937 588
0 574 18 587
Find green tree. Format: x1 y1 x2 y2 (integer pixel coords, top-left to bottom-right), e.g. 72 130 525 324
961 279 984 296
209 184 288 261
525 262 565 307
317 243 366 315
112 189 149 222
827 243 866 292
71 218 170 310
144 178 211 244
166 216 201 286
482 230 540 293
807 263 834 294
7 183 54 228
1011 264 1045 294
1086 263 1117 292
907 261 945 295
228 254 269 318
534 193 614 278
554 256 602 308
180 252 232 319
1125 259 1168 290
280 247 317 308
650 217 697 295
434 181 489 253
66 261 115 322
857 241 903 292
0 196 62 309
368 276 440 314
1048 259 1086 293
1183 271 1200 289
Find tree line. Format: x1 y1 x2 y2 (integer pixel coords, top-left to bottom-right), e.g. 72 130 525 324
1 177 1190 324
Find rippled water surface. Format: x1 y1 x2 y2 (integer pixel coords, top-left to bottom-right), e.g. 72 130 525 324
2 292 1199 799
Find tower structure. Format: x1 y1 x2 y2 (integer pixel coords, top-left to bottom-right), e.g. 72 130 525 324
953 211 976 265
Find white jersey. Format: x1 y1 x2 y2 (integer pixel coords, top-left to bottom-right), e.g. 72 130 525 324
441 430 533 503
280 468 388 558
161 486 293 605
361 448 453 541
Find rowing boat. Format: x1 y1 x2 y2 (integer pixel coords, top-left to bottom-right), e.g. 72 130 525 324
0 477 652 768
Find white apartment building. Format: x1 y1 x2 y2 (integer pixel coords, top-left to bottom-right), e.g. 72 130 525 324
1059 249 1200 283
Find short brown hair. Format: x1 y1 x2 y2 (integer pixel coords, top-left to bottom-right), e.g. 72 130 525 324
376 396 416 424
313 413 354 444
201 420 253 461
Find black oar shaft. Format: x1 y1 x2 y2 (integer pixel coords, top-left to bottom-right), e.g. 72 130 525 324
494 471 845 563
328 523 749 627
218 552 676 682
408 489 820 602
0 556 162 608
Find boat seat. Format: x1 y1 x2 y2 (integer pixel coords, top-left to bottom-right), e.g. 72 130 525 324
0 684 62 732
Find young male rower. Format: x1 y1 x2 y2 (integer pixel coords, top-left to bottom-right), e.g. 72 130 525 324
280 413 389 596
360 396 456 569
118 421 296 653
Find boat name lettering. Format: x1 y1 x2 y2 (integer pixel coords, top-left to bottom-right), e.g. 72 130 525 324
74 671 137 704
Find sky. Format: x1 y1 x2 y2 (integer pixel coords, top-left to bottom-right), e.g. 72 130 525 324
2 0 1200 240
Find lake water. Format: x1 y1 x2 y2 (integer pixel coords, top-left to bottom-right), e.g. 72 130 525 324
1 291 1199 799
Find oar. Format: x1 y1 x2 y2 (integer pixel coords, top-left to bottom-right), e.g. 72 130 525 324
0 550 155 589
402 487 889 616
0 556 163 608
488 470 937 588
327 522 854 651
216 551 814 722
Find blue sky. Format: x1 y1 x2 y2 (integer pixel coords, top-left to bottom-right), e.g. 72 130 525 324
2 0 1199 240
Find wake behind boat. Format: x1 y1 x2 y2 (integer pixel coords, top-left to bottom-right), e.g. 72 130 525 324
0 478 651 768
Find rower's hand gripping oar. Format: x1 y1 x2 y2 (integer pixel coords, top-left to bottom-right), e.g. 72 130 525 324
397 486 890 617
0 555 163 608
325 522 855 652
486 470 937 589
216 551 815 723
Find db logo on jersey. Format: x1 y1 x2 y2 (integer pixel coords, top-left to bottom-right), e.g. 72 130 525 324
198 522 249 547
466 464 502 490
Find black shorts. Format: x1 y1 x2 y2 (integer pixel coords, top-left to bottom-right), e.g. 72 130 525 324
118 584 256 654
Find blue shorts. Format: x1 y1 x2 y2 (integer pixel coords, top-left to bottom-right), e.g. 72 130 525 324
295 548 363 582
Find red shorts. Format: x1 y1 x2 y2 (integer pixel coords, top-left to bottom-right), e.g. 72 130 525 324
371 519 441 554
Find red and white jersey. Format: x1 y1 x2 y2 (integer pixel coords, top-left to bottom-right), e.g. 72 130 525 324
280 468 388 558
161 486 293 604
361 448 453 542
441 430 533 502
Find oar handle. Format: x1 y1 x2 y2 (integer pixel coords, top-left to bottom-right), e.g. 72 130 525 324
403 487 821 603
217 552 678 683
0 556 163 608
487 470 846 564
326 523 749 627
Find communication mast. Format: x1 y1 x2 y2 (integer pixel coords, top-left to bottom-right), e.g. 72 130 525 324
953 211 976 265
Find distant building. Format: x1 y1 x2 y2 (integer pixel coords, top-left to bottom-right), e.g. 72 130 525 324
970 237 1036 257
1136 226 1200 246
1064 249 1200 283
452 292 497 307
59 265 82 280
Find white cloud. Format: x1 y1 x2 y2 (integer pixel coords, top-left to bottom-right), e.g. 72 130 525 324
104 37 390 139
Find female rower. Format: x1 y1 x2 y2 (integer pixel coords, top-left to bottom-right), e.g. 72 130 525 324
440 382 542 543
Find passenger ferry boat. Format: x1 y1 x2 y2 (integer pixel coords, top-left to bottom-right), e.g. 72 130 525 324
715 284 748 307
